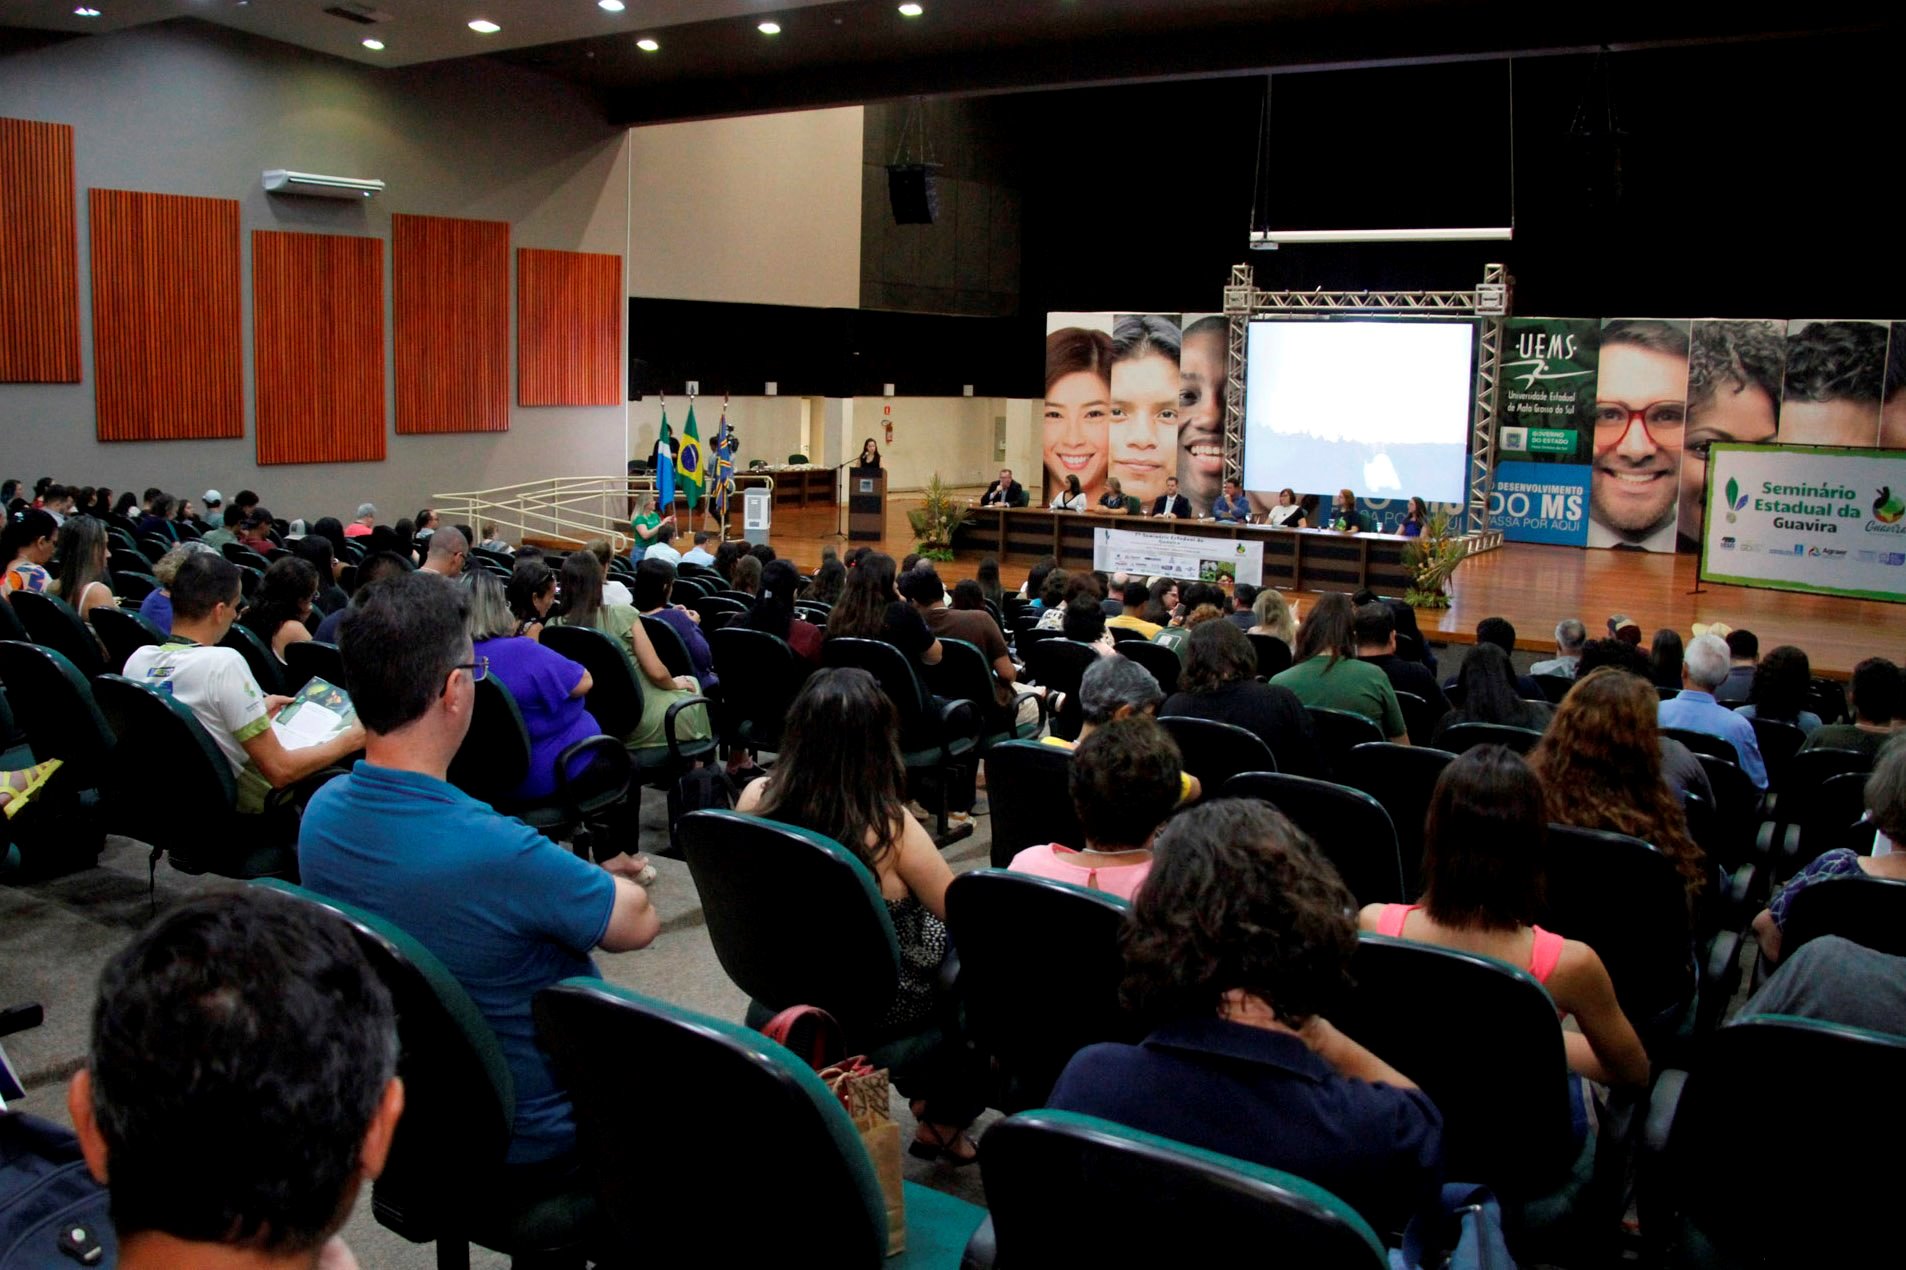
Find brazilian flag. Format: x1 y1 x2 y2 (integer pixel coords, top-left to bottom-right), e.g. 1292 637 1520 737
678 401 706 505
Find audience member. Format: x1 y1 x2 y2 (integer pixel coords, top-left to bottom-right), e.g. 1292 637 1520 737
1754 735 1906 963
733 556 821 671
1741 935 1906 1035
313 550 413 644
681 530 717 568
290 534 348 617
1153 581 1222 657
1227 582 1260 631
1359 746 1651 1090
1162 619 1321 776
412 506 439 549
1270 591 1408 743
419 526 469 578
1033 569 1082 630
238 508 277 557
505 557 558 640
638 557 724 684
141 542 209 633
1530 667 1706 905
1660 633 1768 788
731 553 762 597
902 563 1028 718
1107 579 1162 638
1530 618 1588 678
827 551 941 667
238 556 318 662
1469 616 1544 700
343 503 375 539
301 572 657 1167
1009 715 1182 898
135 493 179 542
2 507 58 595
809 556 847 605
545 551 710 753
124 554 363 814
1573 639 1713 801
949 578 988 613
1607 613 1642 646
712 538 749 584
1061 596 1115 653
1735 644 1823 735
68 891 404 1270
1434 644 1550 744
1649 629 1685 691
1353 601 1447 716
1249 588 1297 644
1801 657 1900 760
1049 799 1442 1233
1717 629 1759 704
51 515 116 617
478 524 513 555
1024 558 1060 609
737 668 982 1162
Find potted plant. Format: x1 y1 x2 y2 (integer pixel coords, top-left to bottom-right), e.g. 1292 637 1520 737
1403 509 1468 609
907 473 970 563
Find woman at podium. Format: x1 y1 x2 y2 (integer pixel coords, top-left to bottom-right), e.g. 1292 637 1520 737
857 438 883 469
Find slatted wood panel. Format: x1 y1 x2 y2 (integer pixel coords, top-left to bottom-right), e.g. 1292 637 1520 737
253 230 386 465
518 248 622 406
393 213 509 433
0 118 81 383
89 188 242 441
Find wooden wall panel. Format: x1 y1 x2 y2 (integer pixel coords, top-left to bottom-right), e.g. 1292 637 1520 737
253 230 386 465
0 118 81 383
89 189 242 441
393 213 509 433
518 248 622 406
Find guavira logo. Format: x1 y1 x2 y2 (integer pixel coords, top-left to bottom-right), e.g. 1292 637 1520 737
1874 486 1906 524
1723 477 1750 523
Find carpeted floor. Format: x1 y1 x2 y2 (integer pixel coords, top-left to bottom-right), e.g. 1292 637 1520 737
0 784 997 1269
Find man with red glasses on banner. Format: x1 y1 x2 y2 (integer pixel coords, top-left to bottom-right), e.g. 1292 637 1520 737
1588 319 1690 552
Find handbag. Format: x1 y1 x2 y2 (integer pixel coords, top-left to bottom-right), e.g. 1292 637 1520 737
818 1058 906 1258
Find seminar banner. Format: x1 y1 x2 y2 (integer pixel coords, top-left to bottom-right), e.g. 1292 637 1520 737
1091 526 1265 588
1701 442 1906 603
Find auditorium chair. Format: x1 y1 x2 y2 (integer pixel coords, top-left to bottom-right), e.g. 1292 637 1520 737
1335 935 1605 1259
1020 638 1098 741
1531 672 1575 705
537 624 714 792
220 541 271 571
533 978 986 1269
1660 727 1740 766
1336 742 1455 897
1116 639 1182 695
89 606 164 675
1805 676 1849 725
1437 721 1544 756
1012 626 1060 657
707 626 807 756
1107 625 1149 645
446 675 632 851
0 595 25 644
1392 690 1444 748
1756 743 1868 833
0 641 110 874
1221 771 1406 906
944 870 1135 1110
136 535 172 565
795 598 832 624
637 614 696 680
104 524 140 557
9 590 105 679
283 640 344 696
1689 754 1762 921
669 574 713 600
713 587 756 605
1642 1014 1906 1267
926 637 1046 752
786 452 810 464
1536 825 1697 1049
984 739 1085 868
1305 706 1384 773
1158 715 1275 793
215 621 285 695
1761 770 1869 881
690 593 747 627
109 569 157 603
679 810 975 1110
1247 633 1292 677
823 638 978 843
255 882 605 1270
975 1111 1388 1269
1747 716 1806 790
1779 874 1906 961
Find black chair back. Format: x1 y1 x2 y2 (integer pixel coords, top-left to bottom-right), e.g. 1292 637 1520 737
1335 935 1580 1197
446 677 533 799
1021 638 1100 740
1781 875 1906 960
0 640 114 778
0 595 25 643
1247 632 1293 677
822 636 975 760
219 621 285 695
1336 742 1455 897
1661 726 1739 765
714 588 756 604
1305 706 1384 772
926 638 1015 741
1221 771 1405 905
1690 753 1760 872
1778 771 1873 877
709 627 805 752
1158 715 1275 792
1531 672 1575 704
981 1111 1388 1268
90 606 165 675
221 541 270 570
1806 676 1849 725
10 589 105 678
639 615 695 678
540 624 643 740
1748 716 1806 789
1438 721 1544 755
985 739 1085 867
1392 689 1443 747
944 870 1135 1108
1536 823 1695 1039
283 640 345 695
679 810 903 1046
136 535 171 565
1107 625 1150 645
1780 745 1871 792
690 594 747 625
110 571 158 603
1118 640 1182 695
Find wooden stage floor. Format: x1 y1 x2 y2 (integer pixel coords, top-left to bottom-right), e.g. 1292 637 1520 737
712 498 1895 679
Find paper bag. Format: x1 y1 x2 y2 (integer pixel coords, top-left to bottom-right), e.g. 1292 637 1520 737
822 1059 906 1256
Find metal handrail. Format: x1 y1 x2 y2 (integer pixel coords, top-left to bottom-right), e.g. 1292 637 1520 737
434 473 775 551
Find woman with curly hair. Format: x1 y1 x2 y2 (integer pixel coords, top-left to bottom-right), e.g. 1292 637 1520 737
1735 644 1823 735
1160 619 1319 776
1528 667 1706 904
1049 799 1442 1233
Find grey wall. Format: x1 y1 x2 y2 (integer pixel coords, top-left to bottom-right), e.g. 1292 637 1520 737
0 19 630 526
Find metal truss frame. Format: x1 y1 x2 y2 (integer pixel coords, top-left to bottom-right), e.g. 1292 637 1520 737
1222 262 1508 530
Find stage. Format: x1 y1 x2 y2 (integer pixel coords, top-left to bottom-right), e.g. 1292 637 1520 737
686 495 1890 679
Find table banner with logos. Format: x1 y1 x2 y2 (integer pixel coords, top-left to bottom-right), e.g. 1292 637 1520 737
1700 442 1906 602
1091 526 1265 588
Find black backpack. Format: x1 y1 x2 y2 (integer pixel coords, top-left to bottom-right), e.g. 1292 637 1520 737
665 767 734 857
0 1112 112 1267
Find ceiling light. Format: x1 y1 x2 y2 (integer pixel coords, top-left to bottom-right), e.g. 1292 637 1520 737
898 3 924 15
1247 227 1514 248
468 19 500 34
598 0 625 10
361 38 385 50
74 6 102 15
636 37 659 51
758 21 781 34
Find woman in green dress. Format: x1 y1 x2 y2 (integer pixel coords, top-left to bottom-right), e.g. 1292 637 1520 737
629 489 675 563
547 551 710 751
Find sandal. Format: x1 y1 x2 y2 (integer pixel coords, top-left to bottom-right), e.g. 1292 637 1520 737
0 759 62 820
907 1120 979 1167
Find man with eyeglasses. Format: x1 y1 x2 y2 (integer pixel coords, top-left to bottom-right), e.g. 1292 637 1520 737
1589 319 1690 551
299 571 660 1169
419 524 469 577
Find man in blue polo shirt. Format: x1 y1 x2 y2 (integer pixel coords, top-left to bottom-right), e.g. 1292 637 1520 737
299 572 659 1165
1660 632 1768 789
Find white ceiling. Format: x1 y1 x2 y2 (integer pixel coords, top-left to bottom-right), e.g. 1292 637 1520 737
8 0 845 67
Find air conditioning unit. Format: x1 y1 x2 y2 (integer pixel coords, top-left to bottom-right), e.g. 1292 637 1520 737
262 169 385 200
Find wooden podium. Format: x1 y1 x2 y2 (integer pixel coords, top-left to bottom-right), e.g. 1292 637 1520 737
847 468 885 542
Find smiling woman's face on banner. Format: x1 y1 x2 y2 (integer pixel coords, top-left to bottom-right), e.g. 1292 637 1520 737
1043 369 1110 500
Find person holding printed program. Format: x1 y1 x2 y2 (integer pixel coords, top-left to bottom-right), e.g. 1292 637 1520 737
1050 473 1088 511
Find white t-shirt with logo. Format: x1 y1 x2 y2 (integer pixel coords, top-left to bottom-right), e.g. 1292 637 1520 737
123 641 272 809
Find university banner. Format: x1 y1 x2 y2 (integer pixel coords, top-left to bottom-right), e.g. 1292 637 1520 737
1495 317 1598 545
1701 442 1906 603
1090 526 1264 588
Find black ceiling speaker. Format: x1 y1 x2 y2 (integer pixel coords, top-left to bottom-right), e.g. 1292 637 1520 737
886 163 940 224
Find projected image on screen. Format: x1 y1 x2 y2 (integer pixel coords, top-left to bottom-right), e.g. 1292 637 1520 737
1242 320 1475 505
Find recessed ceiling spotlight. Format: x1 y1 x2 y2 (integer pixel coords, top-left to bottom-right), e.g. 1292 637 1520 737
73 6 102 15
598 0 625 10
636 37 660 51
468 19 501 34
361 38 385 50
758 21 781 34
898 3 924 15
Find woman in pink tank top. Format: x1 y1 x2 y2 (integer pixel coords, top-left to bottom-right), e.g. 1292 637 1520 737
1356 746 1651 1090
